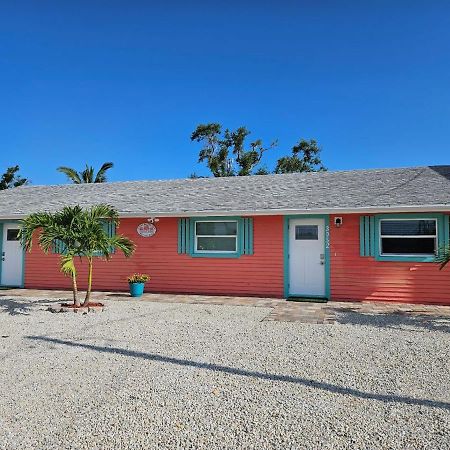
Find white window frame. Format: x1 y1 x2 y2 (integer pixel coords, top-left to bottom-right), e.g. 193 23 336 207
379 218 438 257
194 220 238 254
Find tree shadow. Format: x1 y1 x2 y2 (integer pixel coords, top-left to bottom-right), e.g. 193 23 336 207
0 298 61 316
333 308 450 333
27 335 450 411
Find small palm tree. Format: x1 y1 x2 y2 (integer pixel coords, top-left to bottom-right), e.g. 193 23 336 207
19 206 84 306
74 204 135 305
19 204 135 307
57 162 114 183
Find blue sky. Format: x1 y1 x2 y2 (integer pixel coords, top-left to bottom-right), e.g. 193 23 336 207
1 1 449 185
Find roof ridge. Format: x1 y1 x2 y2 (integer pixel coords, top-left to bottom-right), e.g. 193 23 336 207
8 165 448 190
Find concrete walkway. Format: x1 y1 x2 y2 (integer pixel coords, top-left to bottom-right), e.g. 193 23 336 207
1 288 450 324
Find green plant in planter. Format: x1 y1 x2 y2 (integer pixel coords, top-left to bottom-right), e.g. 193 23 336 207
127 273 150 283
127 273 150 297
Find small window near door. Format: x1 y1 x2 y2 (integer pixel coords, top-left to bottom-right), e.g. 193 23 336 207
295 225 318 240
6 229 20 241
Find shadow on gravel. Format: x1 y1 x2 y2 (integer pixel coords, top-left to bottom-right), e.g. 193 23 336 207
27 335 450 411
0 298 57 316
334 309 450 333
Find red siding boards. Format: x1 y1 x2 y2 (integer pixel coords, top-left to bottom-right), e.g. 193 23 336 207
24 216 285 298
24 213 450 305
329 214 450 305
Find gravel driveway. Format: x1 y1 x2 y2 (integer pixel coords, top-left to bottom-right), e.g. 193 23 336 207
0 297 449 450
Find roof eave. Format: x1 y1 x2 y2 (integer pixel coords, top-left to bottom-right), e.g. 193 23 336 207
1 204 449 221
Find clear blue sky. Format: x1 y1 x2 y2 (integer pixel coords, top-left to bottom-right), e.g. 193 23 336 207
1 1 449 185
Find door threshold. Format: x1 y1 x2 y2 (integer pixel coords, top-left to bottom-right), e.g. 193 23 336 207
287 297 328 303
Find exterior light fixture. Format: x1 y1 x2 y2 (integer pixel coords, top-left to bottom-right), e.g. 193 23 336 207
334 217 343 227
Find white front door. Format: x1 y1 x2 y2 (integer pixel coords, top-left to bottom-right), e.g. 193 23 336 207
288 218 326 297
1 224 23 287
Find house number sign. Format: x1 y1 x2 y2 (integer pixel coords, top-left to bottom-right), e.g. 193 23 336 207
137 223 157 237
325 225 330 249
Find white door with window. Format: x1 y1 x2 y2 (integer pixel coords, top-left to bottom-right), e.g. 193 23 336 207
1 224 23 286
288 218 325 297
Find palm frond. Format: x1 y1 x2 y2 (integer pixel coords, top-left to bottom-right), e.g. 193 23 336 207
81 165 95 183
107 234 135 258
88 204 119 224
436 246 450 270
57 166 82 184
18 212 55 251
60 254 76 277
94 162 114 183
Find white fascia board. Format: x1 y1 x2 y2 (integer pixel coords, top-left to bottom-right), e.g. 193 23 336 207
1 204 449 221
115 204 450 217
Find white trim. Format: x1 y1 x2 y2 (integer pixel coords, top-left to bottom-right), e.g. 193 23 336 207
1 204 449 220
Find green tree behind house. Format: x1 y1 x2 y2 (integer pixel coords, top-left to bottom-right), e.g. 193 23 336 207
0 166 28 190
190 123 276 177
274 139 326 174
190 123 326 177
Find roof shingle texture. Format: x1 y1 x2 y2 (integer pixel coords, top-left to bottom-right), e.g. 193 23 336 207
0 166 449 217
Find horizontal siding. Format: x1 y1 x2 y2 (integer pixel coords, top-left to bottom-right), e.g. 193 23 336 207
330 214 450 305
24 216 284 297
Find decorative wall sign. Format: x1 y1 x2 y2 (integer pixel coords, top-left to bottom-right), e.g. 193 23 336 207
137 222 157 237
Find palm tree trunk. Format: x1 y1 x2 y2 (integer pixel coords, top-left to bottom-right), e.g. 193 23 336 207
72 272 80 307
83 257 93 306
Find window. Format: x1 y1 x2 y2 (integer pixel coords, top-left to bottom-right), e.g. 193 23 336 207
379 219 437 256
195 221 238 253
295 225 318 240
178 217 253 257
6 229 20 241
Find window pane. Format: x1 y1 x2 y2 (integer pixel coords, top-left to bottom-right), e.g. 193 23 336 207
197 237 237 252
295 225 318 240
7 229 19 241
381 237 435 255
196 221 237 236
380 220 436 236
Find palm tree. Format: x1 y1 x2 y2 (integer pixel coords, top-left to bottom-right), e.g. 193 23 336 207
73 204 135 305
19 206 84 306
57 162 114 183
19 204 135 307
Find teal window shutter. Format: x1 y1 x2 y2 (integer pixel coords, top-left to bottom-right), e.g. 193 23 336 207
93 220 116 256
242 218 254 255
360 216 375 257
52 239 67 255
106 220 116 254
178 218 190 254
445 215 450 248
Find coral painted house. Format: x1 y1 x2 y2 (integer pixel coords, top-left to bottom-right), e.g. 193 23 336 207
0 165 449 305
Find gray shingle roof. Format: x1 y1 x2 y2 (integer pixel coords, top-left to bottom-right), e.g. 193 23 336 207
0 165 449 218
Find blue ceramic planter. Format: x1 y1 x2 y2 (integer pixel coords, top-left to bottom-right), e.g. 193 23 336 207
129 282 145 297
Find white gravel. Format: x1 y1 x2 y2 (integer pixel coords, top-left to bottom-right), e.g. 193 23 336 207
0 297 449 450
